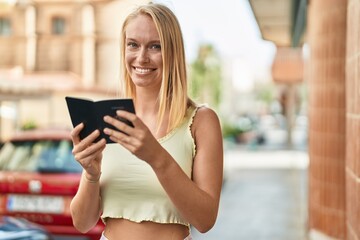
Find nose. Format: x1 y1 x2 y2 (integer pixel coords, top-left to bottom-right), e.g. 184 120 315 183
138 47 150 63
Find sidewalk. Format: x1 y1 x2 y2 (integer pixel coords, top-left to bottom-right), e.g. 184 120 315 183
191 147 309 240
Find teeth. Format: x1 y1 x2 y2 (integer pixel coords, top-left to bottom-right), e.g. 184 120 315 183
135 67 152 73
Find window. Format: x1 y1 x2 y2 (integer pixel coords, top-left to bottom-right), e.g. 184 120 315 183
0 140 82 173
52 17 65 35
0 17 11 36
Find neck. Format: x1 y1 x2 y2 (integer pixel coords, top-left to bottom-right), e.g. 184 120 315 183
135 89 160 116
134 89 170 136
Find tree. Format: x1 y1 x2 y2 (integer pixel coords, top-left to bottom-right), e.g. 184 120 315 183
189 44 222 108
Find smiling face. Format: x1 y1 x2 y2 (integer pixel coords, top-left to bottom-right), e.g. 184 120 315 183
125 14 163 91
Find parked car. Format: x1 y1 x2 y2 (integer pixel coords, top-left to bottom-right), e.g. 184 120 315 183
0 215 52 240
0 128 104 240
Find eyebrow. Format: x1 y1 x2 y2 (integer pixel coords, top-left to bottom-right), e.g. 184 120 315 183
126 38 160 43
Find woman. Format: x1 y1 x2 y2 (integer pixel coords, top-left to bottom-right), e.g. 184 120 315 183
70 3 223 240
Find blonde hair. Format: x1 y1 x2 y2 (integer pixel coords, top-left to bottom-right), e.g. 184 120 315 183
119 2 194 131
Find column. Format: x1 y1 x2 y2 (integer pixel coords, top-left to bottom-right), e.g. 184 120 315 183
25 5 36 71
307 0 347 239
346 0 360 239
82 4 95 87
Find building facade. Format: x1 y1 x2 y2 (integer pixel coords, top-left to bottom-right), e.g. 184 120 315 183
0 0 148 139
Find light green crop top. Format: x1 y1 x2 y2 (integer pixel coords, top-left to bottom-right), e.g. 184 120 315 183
100 105 200 227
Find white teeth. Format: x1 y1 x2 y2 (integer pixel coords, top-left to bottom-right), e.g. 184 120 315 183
135 67 152 73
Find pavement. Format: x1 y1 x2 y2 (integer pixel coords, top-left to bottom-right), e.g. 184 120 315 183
191 145 309 240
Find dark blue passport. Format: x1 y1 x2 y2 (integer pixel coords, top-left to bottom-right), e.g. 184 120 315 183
65 96 135 144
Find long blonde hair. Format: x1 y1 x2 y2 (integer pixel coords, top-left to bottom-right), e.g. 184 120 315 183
119 3 194 131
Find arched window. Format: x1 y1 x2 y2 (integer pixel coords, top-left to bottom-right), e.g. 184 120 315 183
0 17 11 36
52 17 65 35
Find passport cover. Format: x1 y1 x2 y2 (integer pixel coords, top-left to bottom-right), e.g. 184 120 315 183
65 96 135 144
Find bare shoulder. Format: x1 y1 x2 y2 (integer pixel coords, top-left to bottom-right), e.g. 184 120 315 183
192 106 221 134
194 105 219 121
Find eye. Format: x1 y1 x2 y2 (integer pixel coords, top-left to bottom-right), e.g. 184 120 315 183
127 42 138 48
150 44 161 50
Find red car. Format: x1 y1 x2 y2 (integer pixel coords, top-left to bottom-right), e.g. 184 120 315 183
0 128 104 240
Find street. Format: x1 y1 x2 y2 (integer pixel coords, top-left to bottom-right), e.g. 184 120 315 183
192 148 309 240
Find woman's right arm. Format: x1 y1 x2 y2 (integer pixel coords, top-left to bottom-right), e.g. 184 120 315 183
69 123 106 233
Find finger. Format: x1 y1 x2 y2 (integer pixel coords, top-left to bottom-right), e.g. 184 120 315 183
78 143 105 167
115 110 142 128
71 123 84 145
72 130 102 154
74 138 106 162
103 115 134 135
109 135 135 152
104 127 130 142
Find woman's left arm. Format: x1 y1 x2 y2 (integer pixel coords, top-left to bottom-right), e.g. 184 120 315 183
103 108 223 233
156 107 223 233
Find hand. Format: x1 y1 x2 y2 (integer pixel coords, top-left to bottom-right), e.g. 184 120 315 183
70 123 106 180
103 110 165 168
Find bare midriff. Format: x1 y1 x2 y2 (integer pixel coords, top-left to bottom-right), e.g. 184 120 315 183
103 218 190 240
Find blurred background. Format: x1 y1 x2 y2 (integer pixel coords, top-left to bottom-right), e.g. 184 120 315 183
0 0 359 239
